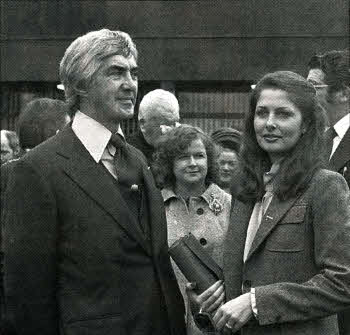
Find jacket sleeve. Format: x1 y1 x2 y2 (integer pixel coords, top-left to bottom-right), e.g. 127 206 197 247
255 170 350 325
3 158 59 335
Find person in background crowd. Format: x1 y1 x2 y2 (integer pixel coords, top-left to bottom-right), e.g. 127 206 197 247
0 129 20 332
0 130 20 165
2 28 185 335
211 127 241 195
307 48 350 335
187 71 350 334
0 98 70 333
17 98 71 151
153 124 231 335
307 49 349 185
127 88 180 163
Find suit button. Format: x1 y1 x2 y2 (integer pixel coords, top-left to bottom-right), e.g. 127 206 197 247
196 208 204 215
199 238 207 246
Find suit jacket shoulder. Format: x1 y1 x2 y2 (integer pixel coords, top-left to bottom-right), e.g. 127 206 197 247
309 168 349 196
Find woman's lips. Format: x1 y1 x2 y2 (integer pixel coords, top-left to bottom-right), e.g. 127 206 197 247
263 134 282 142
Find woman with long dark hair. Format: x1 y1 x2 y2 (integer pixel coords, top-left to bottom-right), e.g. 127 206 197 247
188 71 350 334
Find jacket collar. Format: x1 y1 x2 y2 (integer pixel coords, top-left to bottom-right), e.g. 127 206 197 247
162 183 224 205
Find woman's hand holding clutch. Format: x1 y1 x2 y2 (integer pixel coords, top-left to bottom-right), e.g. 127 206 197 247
186 280 225 314
212 293 253 333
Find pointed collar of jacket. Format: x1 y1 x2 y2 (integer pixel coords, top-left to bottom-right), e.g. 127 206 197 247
162 183 226 206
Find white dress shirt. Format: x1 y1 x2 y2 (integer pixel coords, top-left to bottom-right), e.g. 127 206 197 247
330 113 350 158
71 111 124 179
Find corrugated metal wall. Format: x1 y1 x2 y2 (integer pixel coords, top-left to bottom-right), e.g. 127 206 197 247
1 83 250 136
178 91 249 133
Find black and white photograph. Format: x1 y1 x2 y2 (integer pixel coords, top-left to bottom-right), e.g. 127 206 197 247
1 1 349 334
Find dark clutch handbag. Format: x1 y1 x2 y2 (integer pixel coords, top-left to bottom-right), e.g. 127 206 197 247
169 232 223 293
169 233 224 332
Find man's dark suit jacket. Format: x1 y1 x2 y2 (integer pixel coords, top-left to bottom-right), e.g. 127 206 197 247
3 126 185 335
329 127 350 335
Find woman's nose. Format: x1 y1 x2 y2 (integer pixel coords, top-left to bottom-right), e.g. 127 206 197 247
265 114 277 130
188 156 197 165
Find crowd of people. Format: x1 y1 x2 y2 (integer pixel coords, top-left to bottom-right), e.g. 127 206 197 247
0 28 349 335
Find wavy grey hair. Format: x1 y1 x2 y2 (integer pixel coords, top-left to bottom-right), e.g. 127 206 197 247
59 29 137 117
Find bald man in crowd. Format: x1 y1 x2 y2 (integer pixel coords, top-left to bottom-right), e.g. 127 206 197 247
127 89 180 163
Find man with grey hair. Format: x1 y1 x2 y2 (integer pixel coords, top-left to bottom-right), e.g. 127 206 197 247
128 88 180 163
3 29 185 335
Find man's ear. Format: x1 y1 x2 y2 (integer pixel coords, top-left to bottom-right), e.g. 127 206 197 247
139 119 146 133
340 86 350 103
75 87 88 97
333 86 350 104
74 81 89 97
14 147 21 156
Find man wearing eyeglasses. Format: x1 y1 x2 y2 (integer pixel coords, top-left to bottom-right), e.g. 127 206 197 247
307 49 350 335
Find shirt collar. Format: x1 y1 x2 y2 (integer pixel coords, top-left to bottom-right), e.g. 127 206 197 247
333 113 350 140
200 184 224 205
263 160 281 192
72 111 124 163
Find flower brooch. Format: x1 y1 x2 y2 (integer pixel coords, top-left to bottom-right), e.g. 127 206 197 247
208 193 223 216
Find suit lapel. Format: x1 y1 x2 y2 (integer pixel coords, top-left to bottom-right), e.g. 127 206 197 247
246 194 300 261
56 127 150 254
230 200 255 255
141 164 167 256
329 128 350 172
224 200 254 298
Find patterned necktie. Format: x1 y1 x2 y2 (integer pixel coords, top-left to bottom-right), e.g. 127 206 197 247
109 133 130 185
109 133 144 187
109 133 147 233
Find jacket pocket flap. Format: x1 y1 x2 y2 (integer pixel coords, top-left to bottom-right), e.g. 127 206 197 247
280 205 307 224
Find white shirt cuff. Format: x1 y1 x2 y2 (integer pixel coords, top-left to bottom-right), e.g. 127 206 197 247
250 288 258 319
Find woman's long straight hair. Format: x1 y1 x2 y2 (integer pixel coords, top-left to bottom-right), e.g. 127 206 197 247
238 71 327 202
